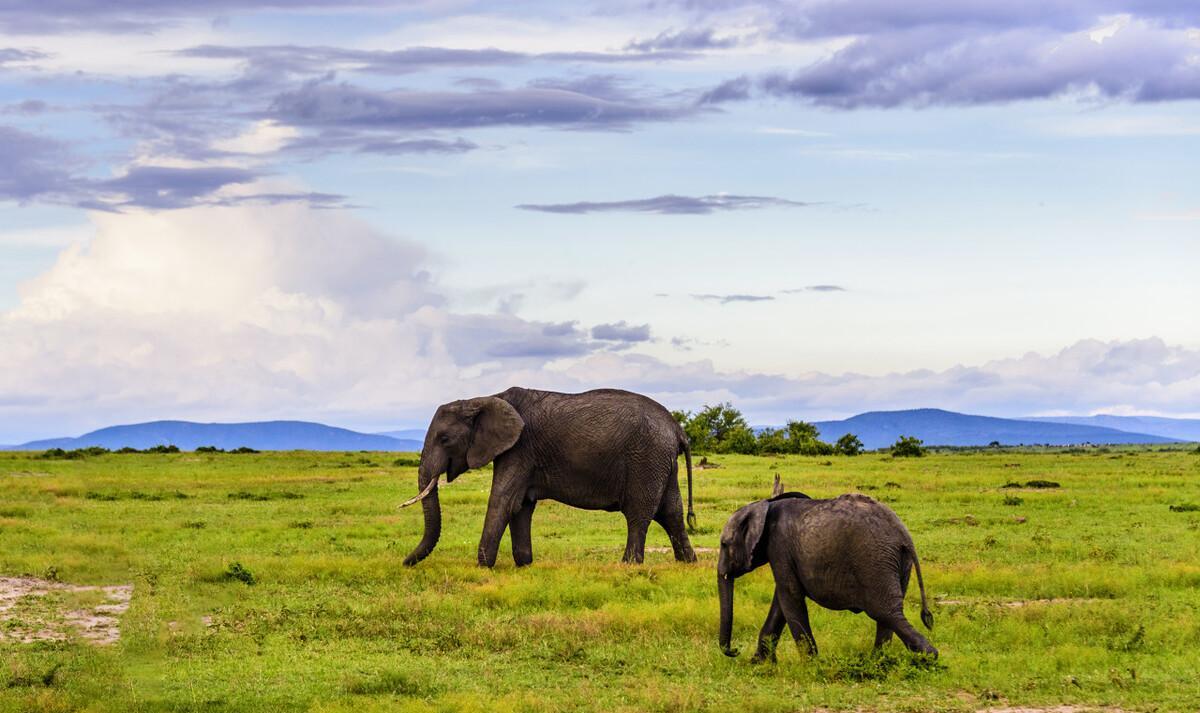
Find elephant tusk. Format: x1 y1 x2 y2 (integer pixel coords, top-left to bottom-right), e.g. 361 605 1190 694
398 475 439 509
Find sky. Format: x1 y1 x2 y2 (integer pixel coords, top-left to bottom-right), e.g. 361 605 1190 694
1 0 1199 443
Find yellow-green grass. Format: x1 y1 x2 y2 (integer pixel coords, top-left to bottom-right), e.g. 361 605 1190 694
2 448 1199 712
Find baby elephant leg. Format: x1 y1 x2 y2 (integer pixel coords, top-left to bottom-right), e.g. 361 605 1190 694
752 589 787 663
776 581 818 656
872 620 894 649
876 609 937 658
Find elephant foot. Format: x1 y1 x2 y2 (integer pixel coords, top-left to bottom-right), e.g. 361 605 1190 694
751 640 778 664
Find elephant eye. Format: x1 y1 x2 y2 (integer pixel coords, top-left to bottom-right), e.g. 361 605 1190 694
438 433 450 444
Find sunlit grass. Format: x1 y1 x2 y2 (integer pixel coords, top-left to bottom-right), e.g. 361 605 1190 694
1 448 1198 711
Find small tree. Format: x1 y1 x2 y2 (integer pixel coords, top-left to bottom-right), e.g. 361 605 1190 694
720 425 760 455
891 435 926 458
835 433 864 456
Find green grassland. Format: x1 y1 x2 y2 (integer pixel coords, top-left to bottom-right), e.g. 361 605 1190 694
2 448 1199 712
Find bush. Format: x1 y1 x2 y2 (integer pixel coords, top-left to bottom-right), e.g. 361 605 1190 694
116 447 140 454
195 446 224 453
1169 503 1200 512
223 562 256 586
230 446 259 454
146 444 180 454
891 436 926 458
835 433 864 456
1003 495 1024 506
392 457 421 467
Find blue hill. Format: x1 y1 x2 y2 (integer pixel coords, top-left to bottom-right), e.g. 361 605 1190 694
1025 415 1200 443
8 420 422 452
812 409 1178 450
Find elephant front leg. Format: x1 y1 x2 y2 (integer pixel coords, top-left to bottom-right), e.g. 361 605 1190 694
775 579 818 656
752 589 787 664
509 499 537 567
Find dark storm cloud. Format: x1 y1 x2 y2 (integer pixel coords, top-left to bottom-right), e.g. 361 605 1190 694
691 293 775 304
691 1 1200 107
0 126 344 210
516 194 809 215
268 82 692 131
591 321 652 343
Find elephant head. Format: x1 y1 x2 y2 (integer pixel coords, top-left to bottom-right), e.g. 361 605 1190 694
716 499 770 657
401 396 524 566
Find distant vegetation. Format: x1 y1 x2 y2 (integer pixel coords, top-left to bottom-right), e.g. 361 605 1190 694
890 435 927 458
672 402 855 456
38 444 263 458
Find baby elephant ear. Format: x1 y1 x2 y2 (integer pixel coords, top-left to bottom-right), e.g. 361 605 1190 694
466 397 525 469
740 500 769 565
772 472 784 497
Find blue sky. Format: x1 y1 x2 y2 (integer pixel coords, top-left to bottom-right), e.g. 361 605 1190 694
1 1 1199 442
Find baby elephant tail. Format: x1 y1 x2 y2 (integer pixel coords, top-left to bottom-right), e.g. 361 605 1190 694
911 546 934 630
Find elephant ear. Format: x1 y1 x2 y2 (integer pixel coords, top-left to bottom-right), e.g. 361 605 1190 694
466 397 525 469
732 500 769 569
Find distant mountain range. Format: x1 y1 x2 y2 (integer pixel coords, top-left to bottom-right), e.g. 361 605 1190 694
811 409 1184 450
1024 415 1200 443
5 409 1196 453
6 420 422 452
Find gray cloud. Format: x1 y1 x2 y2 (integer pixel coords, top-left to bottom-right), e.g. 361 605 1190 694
268 81 692 132
591 321 652 342
691 293 775 304
0 1 394 34
0 48 46 65
1 99 51 115
516 193 809 215
283 132 479 157
627 28 742 51
783 284 846 293
0 126 343 210
176 44 695 76
695 2 1200 107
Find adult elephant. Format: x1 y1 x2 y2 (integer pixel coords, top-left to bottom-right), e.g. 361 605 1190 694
401 387 698 567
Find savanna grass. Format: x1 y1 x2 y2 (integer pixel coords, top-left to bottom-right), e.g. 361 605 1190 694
1 448 1198 711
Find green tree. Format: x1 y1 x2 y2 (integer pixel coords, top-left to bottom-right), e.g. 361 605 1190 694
720 425 760 455
835 433 864 456
891 435 926 458
684 402 750 453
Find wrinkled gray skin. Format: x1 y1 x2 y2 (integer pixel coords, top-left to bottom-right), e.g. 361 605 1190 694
717 492 936 662
404 387 697 567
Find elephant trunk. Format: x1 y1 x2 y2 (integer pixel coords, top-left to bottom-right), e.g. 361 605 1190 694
718 573 740 657
403 462 441 566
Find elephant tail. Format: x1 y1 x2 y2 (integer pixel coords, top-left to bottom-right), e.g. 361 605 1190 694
910 546 933 630
681 437 697 533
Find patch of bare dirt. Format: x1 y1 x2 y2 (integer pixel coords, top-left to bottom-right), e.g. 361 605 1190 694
0 576 132 645
646 546 716 554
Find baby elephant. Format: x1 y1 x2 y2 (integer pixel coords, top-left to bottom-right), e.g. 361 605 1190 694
717 491 937 662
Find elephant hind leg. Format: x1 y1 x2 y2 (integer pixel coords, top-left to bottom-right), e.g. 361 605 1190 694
509 499 537 567
621 515 650 563
874 609 936 657
653 477 696 563
872 620 894 649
